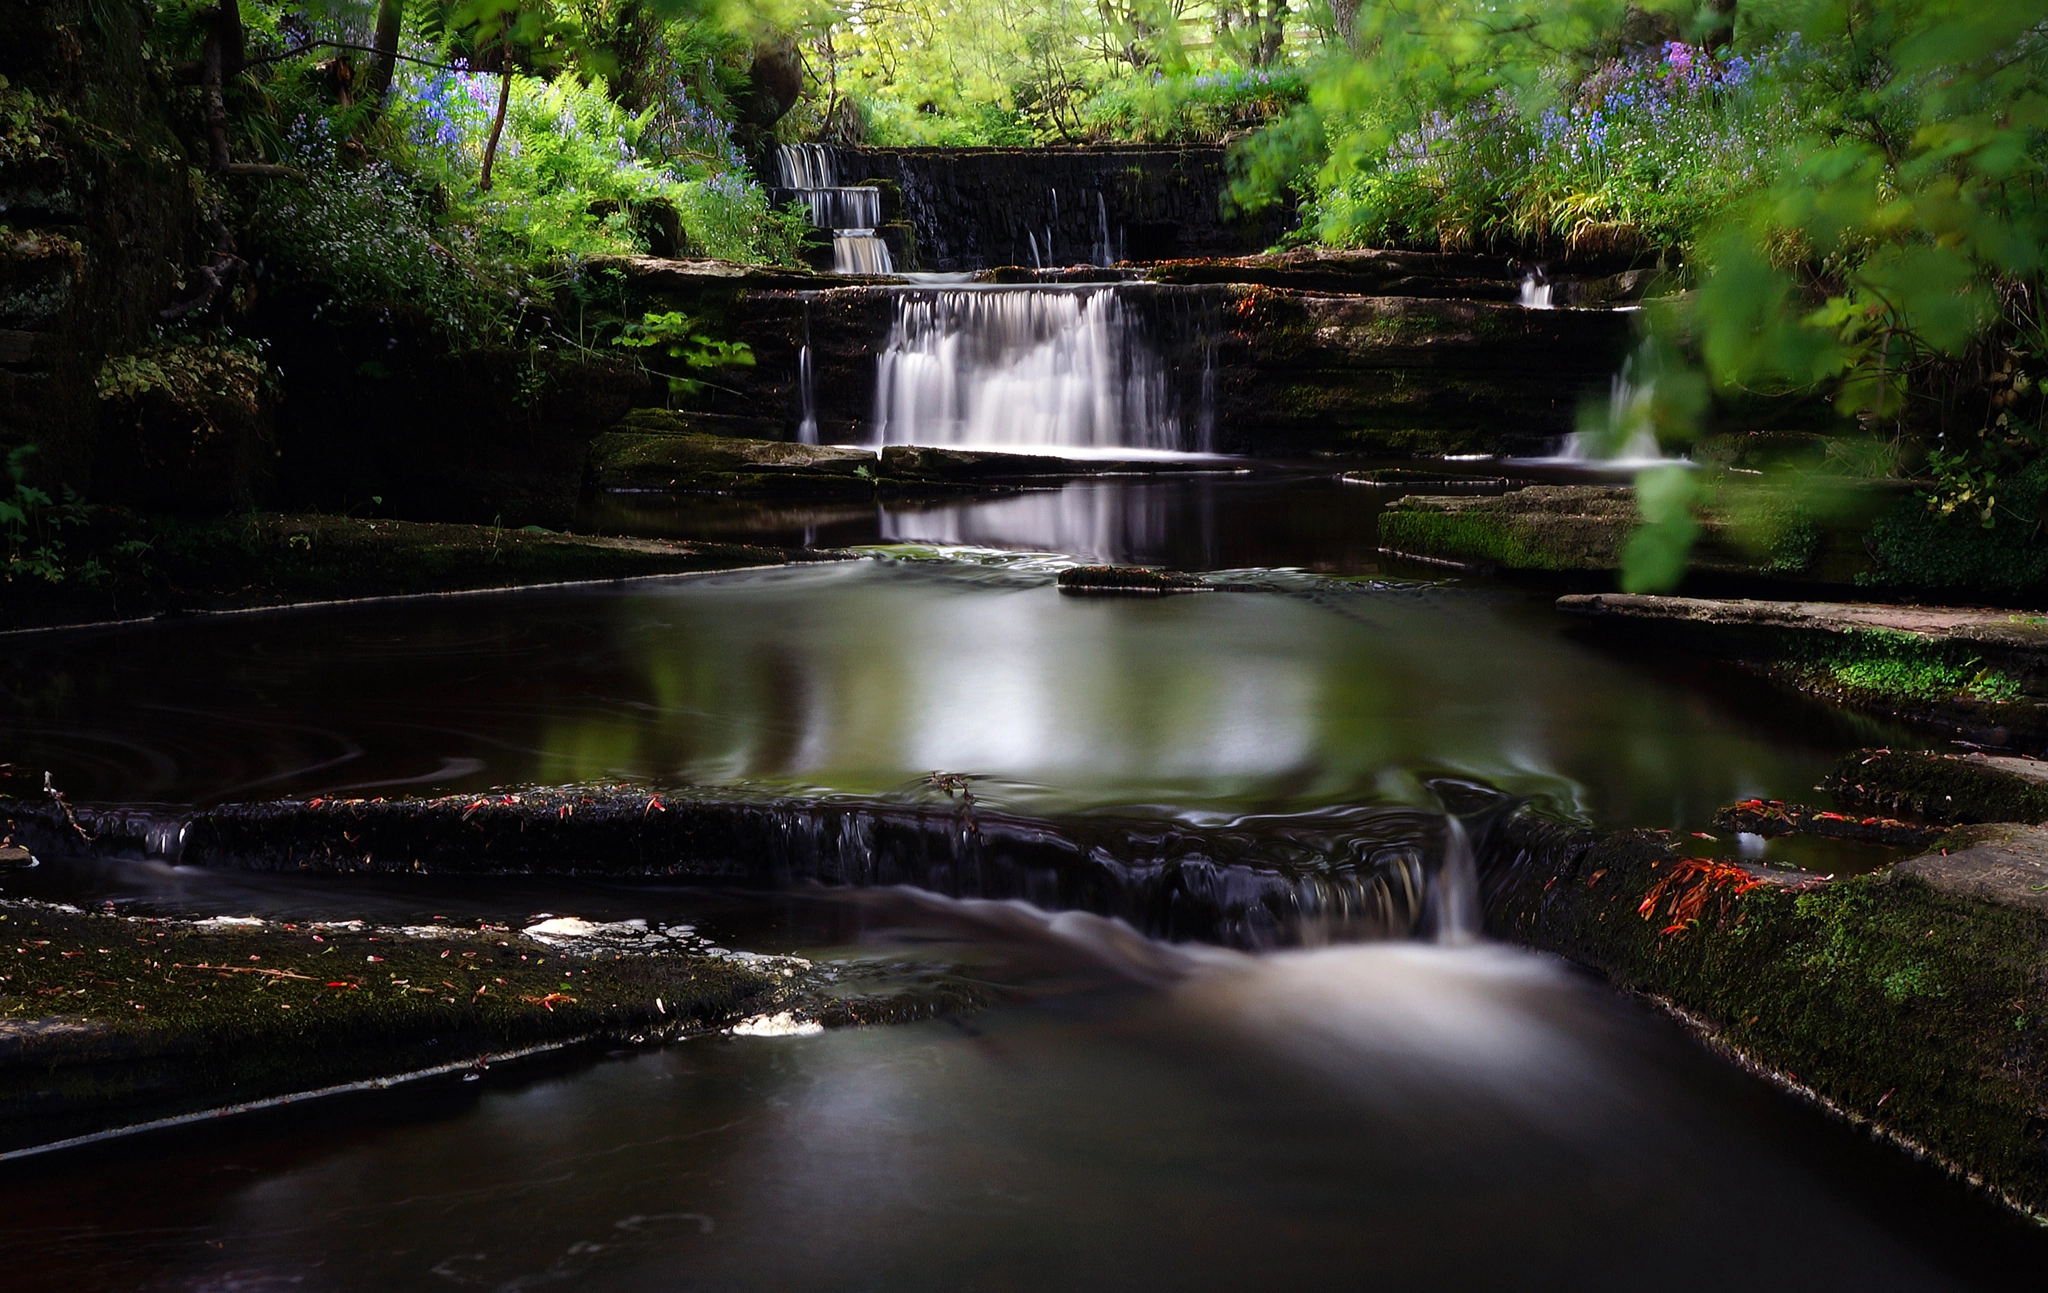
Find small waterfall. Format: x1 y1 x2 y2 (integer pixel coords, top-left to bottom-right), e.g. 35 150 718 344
1515 355 1687 467
870 287 1203 454
1093 193 1117 268
776 144 894 276
797 295 818 444
1433 816 1481 945
1518 268 1554 310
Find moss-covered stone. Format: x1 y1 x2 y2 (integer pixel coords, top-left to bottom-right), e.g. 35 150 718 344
0 901 781 1150
1825 750 2048 825
0 512 822 633
1485 813 2048 1216
586 429 878 493
1379 486 1636 570
1558 597 2048 743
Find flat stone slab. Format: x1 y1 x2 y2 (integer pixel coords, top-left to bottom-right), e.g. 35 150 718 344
1557 594 2048 652
1893 823 2048 915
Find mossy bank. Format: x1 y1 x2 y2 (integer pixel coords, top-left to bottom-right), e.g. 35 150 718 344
1 512 836 634
1481 811 2048 1217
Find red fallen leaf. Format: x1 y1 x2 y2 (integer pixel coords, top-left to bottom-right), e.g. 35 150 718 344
644 797 666 818
366 955 384 963
326 981 357 989
1587 869 1607 888
558 805 572 819
1691 832 1716 840
308 798 324 809
1639 858 1767 938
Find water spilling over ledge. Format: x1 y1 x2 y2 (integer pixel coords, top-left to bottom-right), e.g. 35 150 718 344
869 285 1214 454
0 790 1450 947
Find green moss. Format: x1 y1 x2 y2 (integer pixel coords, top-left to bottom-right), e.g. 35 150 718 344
0 903 778 1142
1377 509 1566 568
1494 822 2048 1212
1780 629 2023 707
1825 749 2048 824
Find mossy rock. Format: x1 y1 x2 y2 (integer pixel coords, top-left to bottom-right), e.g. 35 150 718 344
0 901 778 1149
587 430 878 493
1378 486 1636 570
611 407 788 441
1826 749 2048 825
1486 812 2048 1216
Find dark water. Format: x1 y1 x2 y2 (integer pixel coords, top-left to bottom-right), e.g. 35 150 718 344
0 891 2040 1291
3 477 2025 1289
0 556 1881 827
583 470 1403 573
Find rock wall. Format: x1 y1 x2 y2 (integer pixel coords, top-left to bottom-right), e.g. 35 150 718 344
833 145 1291 271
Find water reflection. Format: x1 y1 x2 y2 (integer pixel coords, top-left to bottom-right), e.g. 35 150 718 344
584 472 1390 572
0 559 1890 829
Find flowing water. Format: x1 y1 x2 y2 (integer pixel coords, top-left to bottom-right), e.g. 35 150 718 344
776 144 894 276
870 286 1205 455
3 482 2039 1286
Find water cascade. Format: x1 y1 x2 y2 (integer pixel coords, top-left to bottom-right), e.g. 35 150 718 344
775 144 894 275
871 286 1208 455
1517 268 1554 309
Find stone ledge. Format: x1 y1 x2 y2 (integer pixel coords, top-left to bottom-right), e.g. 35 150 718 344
1893 823 2048 915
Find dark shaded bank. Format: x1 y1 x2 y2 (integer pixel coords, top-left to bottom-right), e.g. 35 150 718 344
0 902 782 1155
1479 807 2048 1218
2 789 1444 948
0 514 836 634
1557 594 2048 749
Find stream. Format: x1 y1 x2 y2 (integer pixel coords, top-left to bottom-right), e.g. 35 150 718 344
2 479 2043 1288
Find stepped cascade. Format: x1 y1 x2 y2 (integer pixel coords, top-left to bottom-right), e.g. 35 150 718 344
775 144 894 275
870 286 1207 455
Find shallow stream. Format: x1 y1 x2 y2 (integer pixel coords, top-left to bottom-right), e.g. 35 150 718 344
2 477 2038 1288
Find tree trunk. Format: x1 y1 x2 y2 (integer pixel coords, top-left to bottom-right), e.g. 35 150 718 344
361 0 405 110
479 64 513 192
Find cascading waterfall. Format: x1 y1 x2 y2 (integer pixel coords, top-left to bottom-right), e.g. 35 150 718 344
870 286 1205 454
776 144 894 276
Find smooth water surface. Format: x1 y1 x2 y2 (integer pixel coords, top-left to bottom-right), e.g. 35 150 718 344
0 891 2036 1291
0 556 1885 825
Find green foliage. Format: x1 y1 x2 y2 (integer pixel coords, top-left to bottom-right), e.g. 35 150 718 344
1081 67 1306 142
612 309 756 401
1863 456 2048 592
248 122 520 339
1248 0 2048 590
1785 627 2022 704
0 447 110 586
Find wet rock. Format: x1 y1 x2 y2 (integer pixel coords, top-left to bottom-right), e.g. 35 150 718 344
0 789 1445 948
1824 749 2048 825
586 430 878 493
877 445 1222 483
1561 600 2048 747
0 900 782 1154
611 407 789 441
1892 824 2048 915
1712 798 1942 849
0 513 822 634
1055 565 1207 595
0 845 34 868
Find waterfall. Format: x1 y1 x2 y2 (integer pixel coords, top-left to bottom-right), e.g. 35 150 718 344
1433 816 1481 945
1518 269 1554 310
797 295 818 444
870 287 1204 455
775 144 894 276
